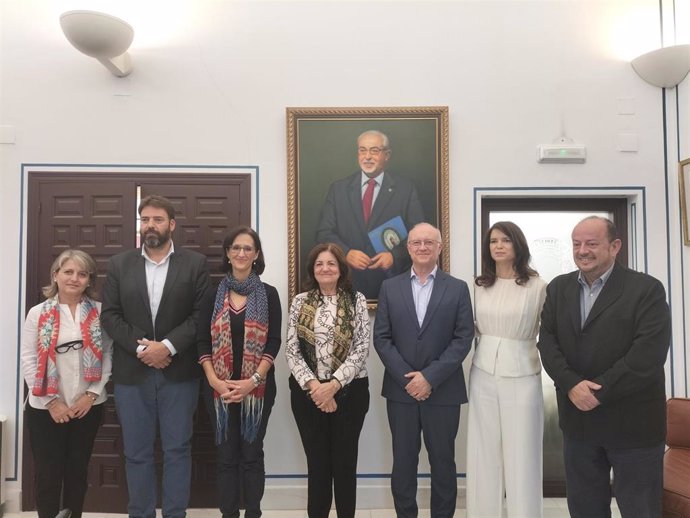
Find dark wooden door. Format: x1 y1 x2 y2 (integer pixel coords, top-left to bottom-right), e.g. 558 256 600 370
27 176 138 311
24 172 251 512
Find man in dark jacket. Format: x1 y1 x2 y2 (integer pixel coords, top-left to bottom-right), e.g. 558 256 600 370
102 195 209 518
538 216 670 518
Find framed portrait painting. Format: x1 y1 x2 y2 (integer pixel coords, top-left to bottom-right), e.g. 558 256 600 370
680 158 690 245
287 106 450 307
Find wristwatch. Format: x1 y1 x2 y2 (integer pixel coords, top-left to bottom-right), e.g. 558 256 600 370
250 372 263 387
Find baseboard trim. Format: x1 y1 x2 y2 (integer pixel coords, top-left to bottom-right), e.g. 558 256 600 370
261 483 465 510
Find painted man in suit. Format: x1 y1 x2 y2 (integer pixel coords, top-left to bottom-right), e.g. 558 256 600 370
316 130 424 299
374 222 474 518
101 195 210 518
537 216 670 518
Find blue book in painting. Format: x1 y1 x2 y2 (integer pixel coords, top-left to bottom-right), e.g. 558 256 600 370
368 216 408 254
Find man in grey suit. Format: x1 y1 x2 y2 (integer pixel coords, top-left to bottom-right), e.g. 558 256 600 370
316 130 424 299
374 222 474 518
101 195 210 518
538 216 670 518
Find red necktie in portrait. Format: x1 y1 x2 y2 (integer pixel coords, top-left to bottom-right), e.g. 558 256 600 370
362 178 376 224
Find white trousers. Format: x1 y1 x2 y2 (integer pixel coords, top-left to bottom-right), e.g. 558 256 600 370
465 364 544 518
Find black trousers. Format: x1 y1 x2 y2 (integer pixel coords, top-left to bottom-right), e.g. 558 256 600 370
206 375 276 518
289 375 369 518
563 435 665 518
26 403 104 518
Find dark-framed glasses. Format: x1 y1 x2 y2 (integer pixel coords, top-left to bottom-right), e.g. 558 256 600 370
56 340 84 354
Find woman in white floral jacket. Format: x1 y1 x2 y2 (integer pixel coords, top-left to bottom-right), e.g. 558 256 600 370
286 242 370 518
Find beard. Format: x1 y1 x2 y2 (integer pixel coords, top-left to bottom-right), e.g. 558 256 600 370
143 228 171 249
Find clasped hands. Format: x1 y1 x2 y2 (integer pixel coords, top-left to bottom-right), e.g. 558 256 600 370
568 379 602 411
405 371 432 401
212 378 255 404
346 250 393 271
137 339 172 369
47 393 95 424
307 379 340 413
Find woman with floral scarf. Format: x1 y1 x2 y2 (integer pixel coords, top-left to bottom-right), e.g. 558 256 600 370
197 226 282 518
21 249 113 518
286 243 370 518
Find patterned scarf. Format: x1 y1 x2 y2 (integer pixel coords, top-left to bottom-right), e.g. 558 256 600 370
296 289 356 377
33 296 103 396
210 271 269 444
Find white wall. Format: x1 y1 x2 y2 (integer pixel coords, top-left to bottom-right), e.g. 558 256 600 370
1 0 688 510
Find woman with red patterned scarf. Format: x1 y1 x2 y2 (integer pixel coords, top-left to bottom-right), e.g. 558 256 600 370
197 226 282 518
21 249 113 518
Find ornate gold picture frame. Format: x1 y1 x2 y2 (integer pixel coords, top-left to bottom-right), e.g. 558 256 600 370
286 106 450 308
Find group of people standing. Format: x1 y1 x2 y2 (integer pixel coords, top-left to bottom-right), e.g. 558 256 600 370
21 190 671 518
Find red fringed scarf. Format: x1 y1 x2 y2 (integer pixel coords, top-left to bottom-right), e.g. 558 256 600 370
211 272 269 444
33 296 103 397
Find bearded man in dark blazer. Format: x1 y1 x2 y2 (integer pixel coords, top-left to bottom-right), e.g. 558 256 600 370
374 222 474 518
316 130 424 299
538 216 670 518
101 195 210 518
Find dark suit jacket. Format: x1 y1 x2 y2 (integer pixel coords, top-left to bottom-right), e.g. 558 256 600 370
373 269 474 405
537 262 670 448
316 171 424 299
101 247 210 385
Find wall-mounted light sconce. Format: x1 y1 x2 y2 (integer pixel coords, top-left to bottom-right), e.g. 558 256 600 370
631 44 690 88
60 10 134 77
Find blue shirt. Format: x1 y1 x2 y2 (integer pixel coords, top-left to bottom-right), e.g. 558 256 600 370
410 265 437 327
578 262 615 328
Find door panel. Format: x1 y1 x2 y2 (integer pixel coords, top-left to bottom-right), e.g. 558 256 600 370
141 177 250 285
24 172 252 512
28 177 138 309
84 386 127 512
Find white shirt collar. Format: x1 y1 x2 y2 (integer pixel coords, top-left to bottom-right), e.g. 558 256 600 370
142 240 175 265
361 171 384 186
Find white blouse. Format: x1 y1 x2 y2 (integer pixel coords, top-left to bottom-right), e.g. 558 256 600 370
473 276 547 377
286 291 369 390
21 300 113 409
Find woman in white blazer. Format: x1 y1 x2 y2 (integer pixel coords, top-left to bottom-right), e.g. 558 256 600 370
466 221 547 518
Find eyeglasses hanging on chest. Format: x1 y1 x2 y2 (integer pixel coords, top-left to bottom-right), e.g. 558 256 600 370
56 339 84 354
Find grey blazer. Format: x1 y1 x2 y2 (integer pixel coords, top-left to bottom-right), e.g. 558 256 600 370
373 269 474 405
101 247 210 385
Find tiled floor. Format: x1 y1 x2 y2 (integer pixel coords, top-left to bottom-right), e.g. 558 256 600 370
4 498 622 518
